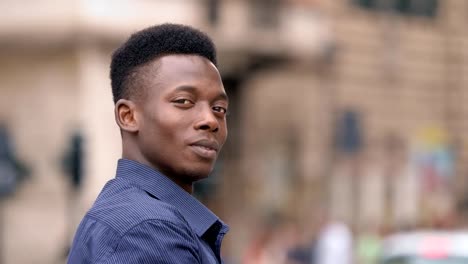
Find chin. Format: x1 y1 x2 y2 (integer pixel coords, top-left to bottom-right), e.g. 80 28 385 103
181 164 214 181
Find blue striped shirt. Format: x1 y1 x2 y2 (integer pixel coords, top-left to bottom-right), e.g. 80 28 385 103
67 159 229 264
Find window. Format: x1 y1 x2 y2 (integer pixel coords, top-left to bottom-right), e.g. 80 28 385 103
352 0 438 17
250 0 282 28
206 0 220 26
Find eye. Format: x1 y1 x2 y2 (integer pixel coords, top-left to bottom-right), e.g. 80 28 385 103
172 98 194 106
212 106 228 114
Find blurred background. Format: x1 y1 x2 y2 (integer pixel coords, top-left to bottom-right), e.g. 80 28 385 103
0 0 467 263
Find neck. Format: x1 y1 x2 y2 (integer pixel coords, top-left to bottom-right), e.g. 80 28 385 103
121 143 194 194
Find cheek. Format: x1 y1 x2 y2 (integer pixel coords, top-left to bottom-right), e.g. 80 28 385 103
219 122 228 143
148 114 187 146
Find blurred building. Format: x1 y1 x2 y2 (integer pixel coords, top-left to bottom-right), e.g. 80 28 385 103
0 0 467 263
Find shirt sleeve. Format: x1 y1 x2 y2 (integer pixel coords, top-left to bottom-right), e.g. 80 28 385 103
103 220 202 264
67 217 120 264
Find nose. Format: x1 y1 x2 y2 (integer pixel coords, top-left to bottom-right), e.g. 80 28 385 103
194 104 219 132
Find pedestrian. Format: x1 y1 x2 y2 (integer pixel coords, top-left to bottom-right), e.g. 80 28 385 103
67 23 229 263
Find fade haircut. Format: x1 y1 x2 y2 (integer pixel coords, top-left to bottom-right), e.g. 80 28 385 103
110 23 218 103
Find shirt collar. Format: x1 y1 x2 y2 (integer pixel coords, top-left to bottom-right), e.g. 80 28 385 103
115 158 228 237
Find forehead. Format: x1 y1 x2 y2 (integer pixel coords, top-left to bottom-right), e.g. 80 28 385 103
141 54 224 94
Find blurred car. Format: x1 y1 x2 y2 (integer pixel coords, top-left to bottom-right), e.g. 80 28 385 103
380 230 468 264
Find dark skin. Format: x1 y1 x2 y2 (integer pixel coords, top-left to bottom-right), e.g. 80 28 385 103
114 55 228 194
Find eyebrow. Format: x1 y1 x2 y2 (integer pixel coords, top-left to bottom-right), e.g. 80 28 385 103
174 85 229 102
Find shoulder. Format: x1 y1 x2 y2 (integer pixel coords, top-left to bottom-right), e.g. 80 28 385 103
69 207 201 264
68 178 203 264
87 178 190 236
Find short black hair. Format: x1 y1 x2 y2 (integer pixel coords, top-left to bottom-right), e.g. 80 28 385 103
110 23 217 103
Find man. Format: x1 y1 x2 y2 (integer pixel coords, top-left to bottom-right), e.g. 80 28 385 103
67 23 229 264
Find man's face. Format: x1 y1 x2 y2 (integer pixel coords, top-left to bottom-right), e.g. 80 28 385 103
136 55 228 188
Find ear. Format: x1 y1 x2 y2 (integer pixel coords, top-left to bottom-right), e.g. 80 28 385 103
115 99 139 133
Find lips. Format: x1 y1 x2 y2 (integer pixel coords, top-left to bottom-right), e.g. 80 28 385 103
189 139 219 159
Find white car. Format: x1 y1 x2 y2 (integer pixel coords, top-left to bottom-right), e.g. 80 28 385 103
380 231 468 264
